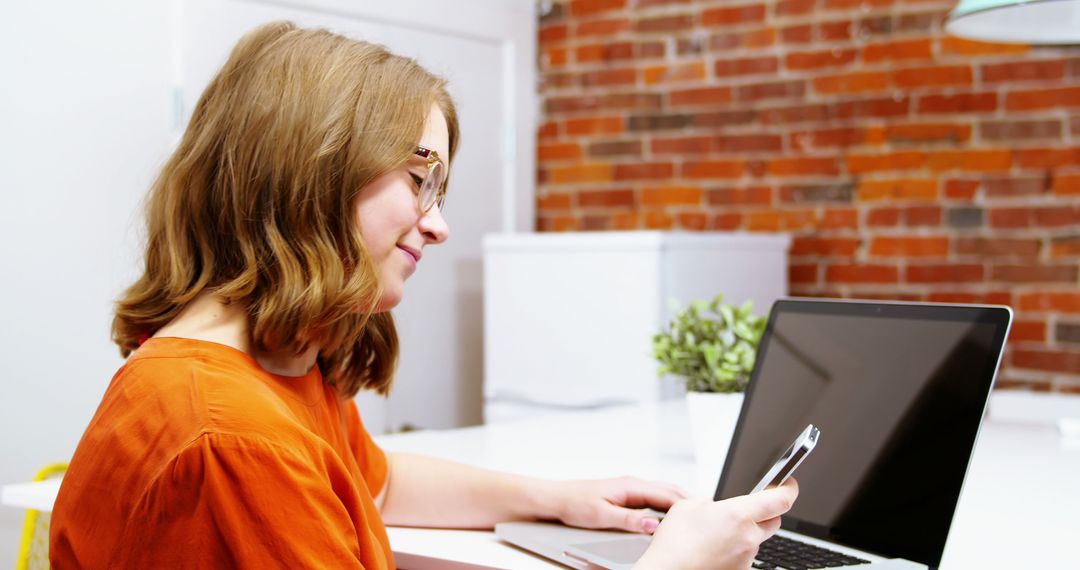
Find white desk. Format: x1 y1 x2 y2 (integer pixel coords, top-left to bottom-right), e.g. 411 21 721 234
5 400 1080 568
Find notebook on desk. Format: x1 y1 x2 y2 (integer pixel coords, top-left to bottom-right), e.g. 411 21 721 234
497 299 1013 570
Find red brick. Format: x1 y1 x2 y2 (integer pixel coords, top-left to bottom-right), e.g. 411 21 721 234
1034 207 1080 227
905 205 942 226
789 127 865 149
1005 87 1080 111
892 65 973 88
945 179 979 200
980 120 1062 141
767 157 840 176
652 136 713 155
538 192 573 210
575 18 632 37
707 186 771 206
1010 320 1047 343
789 263 819 284
989 208 1033 229
813 72 889 94
1015 147 1080 168
782 209 818 230
643 210 674 229
670 86 732 106
982 59 1066 83
581 68 637 87
575 42 633 63
824 0 894 9
714 134 784 153
612 211 640 229
819 20 854 40
539 143 584 162
644 61 707 85
941 36 1029 56
537 215 579 231
713 212 743 230
847 151 926 174
746 211 782 231
1019 292 1080 313
926 150 1012 172
906 264 984 283
955 238 1041 257
544 47 568 68
826 264 899 284
539 24 569 44
885 122 972 144
578 189 635 208
780 24 813 44
682 160 744 179
776 0 815 16
992 264 1079 283
820 207 858 229
786 48 857 70
870 236 949 257
565 116 624 136
677 212 709 230
759 104 831 125
701 4 767 26
736 80 806 102
636 14 696 33
713 56 780 77
1051 236 1080 257
867 207 900 227
588 140 641 158
857 178 937 200
569 0 627 17
614 162 674 180
550 163 614 185
917 92 997 114
642 186 703 206
982 176 1047 198
1013 349 1080 374
791 236 861 256
538 121 558 139
863 38 933 63
833 97 911 119
1054 174 1080 196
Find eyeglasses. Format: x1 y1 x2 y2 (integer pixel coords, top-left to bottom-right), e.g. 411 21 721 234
413 145 447 212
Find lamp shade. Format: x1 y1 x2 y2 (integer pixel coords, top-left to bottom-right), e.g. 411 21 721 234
946 0 1080 44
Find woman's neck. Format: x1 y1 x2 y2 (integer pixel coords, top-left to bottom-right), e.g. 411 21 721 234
152 291 320 377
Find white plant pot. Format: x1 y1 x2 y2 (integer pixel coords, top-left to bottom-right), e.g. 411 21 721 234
685 391 745 474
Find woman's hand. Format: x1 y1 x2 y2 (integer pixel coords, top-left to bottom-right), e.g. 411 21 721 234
538 476 688 534
633 477 799 570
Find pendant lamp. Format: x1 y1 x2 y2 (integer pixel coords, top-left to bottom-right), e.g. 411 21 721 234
946 0 1080 44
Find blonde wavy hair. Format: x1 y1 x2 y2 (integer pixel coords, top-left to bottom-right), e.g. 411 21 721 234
112 21 459 397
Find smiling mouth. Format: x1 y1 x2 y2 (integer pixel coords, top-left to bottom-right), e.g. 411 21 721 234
398 246 421 263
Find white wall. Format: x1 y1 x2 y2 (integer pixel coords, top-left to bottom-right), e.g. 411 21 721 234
0 0 174 563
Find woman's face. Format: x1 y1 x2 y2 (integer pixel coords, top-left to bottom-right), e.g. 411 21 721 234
355 103 451 311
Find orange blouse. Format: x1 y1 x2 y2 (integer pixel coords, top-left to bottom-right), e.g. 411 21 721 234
51 337 393 569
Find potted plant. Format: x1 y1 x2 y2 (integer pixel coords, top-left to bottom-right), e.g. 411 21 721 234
652 294 767 471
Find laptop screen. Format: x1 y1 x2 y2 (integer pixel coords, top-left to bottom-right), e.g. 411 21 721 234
714 300 1011 568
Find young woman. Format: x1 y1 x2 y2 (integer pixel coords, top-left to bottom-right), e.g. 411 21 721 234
50 21 796 569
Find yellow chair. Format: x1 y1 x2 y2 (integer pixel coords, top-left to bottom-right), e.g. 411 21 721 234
15 463 67 570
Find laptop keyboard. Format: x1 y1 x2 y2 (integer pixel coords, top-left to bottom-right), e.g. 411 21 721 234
752 535 871 569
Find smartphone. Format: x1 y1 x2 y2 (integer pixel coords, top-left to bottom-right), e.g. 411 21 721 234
750 424 819 494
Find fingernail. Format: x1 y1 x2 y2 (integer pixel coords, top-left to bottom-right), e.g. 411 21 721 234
641 518 659 534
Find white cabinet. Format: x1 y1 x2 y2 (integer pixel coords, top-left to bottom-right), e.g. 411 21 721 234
483 231 790 422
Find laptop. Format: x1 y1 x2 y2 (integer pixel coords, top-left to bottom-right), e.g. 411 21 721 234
497 299 1013 570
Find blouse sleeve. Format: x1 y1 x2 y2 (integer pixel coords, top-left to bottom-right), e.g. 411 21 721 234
111 432 388 569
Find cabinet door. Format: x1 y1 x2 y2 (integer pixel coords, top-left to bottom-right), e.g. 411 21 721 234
181 0 536 432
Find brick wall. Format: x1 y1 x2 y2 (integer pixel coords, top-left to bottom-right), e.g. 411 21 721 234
536 0 1080 393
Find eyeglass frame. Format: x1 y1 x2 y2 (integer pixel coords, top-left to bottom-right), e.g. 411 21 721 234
413 145 447 213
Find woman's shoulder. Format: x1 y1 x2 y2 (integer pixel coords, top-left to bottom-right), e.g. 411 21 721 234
96 337 334 452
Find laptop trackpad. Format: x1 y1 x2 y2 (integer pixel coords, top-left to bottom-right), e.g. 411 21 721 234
568 537 652 564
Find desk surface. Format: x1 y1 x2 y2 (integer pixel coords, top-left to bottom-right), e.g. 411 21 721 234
5 400 1079 568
